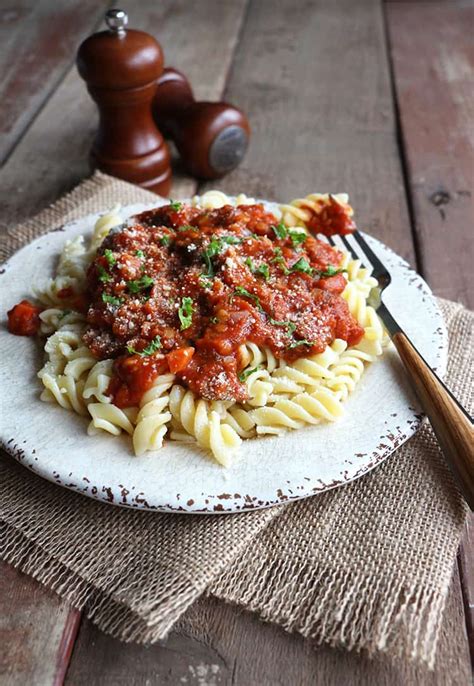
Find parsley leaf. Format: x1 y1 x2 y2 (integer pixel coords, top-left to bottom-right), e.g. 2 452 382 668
256 263 270 281
178 296 194 330
245 257 270 281
127 335 162 356
177 224 195 232
271 247 290 274
160 235 171 247
220 235 241 245
127 275 154 294
97 265 111 283
104 249 116 266
102 293 122 306
135 249 145 258
169 200 182 211
199 274 214 288
288 229 307 247
319 265 345 277
290 257 313 275
238 366 261 382
289 338 315 348
271 222 288 240
232 286 264 312
270 318 296 335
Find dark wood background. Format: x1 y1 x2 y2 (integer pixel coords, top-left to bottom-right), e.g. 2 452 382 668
0 1 472 683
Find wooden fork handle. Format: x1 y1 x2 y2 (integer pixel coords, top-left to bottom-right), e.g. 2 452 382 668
392 332 474 509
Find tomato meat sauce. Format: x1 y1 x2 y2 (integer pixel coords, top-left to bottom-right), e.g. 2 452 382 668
81 200 363 406
7 300 42 336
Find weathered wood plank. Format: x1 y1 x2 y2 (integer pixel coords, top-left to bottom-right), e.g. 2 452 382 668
0 0 249 232
0 0 107 165
203 0 415 266
65 567 471 686
386 0 474 307
0 561 81 686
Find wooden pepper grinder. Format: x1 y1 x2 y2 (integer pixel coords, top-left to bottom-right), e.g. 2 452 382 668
153 68 250 180
76 9 172 194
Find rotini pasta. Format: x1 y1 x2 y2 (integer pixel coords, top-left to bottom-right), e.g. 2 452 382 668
19 191 386 467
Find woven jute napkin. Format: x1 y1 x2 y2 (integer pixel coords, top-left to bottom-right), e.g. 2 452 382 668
0 173 471 668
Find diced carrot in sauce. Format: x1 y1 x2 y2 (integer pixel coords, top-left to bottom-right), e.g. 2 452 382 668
167 346 195 373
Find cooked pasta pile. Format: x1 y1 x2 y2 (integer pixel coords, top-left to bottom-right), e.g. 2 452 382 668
33 192 387 466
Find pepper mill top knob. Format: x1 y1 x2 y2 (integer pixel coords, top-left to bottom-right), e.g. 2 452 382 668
105 8 128 35
77 9 164 90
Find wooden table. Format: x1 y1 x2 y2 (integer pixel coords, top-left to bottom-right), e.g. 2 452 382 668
1 1 472 683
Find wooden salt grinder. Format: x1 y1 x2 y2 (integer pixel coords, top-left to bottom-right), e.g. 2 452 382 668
153 68 250 180
76 9 172 194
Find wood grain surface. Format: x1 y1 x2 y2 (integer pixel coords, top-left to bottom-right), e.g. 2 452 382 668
0 0 107 165
386 0 474 308
0 0 472 684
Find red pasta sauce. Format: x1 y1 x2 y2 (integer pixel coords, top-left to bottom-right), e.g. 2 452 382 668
81 201 363 406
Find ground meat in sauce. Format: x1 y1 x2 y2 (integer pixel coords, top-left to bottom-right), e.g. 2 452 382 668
83 201 363 405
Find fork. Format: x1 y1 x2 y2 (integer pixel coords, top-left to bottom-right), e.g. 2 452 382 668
327 231 474 509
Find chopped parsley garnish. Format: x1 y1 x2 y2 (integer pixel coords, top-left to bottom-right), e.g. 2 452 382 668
199 274 214 288
135 249 145 258
288 229 307 248
178 296 194 330
245 257 270 281
160 235 171 247
201 237 223 276
169 200 182 211
232 286 264 312
319 265 345 277
290 257 313 275
270 318 296 335
220 235 241 245
256 263 270 281
178 224 194 232
238 366 261 382
104 249 116 266
271 222 288 240
126 275 154 294
271 247 290 274
97 265 112 283
289 338 315 348
102 293 122 306
201 235 244 276
127 335 162 357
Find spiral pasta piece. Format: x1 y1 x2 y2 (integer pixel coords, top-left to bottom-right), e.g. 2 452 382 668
40 374 87 415
192 190 255 210
87 404 137 436
323 349 375 401
250 386 344 436
168 385 241 466
82 360 114 403
133 374 175 455
90 206 122 250
39 308 85 335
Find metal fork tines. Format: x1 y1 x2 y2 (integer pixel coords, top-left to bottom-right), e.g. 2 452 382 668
326 231 399 335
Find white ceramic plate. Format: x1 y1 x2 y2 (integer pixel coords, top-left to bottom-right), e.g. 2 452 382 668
0 201 447 513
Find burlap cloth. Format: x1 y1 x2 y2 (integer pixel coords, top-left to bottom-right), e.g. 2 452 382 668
0 173 471 669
